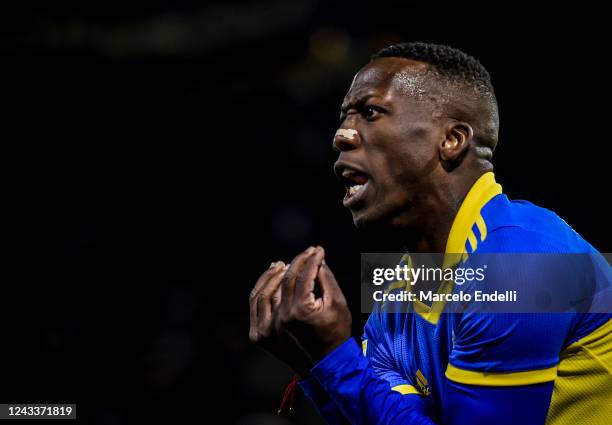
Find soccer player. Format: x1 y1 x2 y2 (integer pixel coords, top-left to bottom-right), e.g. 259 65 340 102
248 42 611 424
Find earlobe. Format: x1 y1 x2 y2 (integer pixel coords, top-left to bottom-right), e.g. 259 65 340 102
440 122 473 162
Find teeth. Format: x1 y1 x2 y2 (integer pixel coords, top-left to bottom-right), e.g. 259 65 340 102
348 184 364 195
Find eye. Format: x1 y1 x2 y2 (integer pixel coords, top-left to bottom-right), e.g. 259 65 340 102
362 105 383 121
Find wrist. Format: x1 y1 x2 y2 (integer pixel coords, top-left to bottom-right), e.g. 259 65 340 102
283 352 314 378
309 335 353 363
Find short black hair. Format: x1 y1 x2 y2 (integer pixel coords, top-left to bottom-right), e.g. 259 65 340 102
372 42 499 153
372 41 494 98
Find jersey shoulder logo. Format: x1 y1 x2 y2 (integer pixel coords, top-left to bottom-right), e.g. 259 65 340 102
416 369 431 396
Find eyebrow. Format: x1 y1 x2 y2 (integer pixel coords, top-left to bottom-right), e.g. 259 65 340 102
340 93 378 113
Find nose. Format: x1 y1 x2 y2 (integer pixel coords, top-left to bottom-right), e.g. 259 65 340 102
333 128 361 152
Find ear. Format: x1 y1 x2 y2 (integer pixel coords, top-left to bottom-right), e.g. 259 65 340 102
440 121 473 162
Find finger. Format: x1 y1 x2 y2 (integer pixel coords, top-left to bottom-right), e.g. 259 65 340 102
251 261 285 299
257 267 287 330
294 246 325 301
280 247 317 310
272 284 282 310
250 262 285 338
317 260 344 301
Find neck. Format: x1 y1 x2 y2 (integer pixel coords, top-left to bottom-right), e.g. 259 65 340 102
363 170 484 253
401 187 462 253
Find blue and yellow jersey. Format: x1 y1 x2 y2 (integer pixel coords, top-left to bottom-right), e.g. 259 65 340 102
301 172 611 425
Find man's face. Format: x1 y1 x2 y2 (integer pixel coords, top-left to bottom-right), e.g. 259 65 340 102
334 57 445 229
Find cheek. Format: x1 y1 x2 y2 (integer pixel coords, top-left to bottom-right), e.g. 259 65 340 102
386 137 439 186
365 121 440 192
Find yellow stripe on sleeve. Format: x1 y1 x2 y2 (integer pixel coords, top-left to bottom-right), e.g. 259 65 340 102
445 363 558 386
391 384 421 395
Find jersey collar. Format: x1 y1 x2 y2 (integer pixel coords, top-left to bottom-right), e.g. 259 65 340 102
399 172 503 324
444 171 503 262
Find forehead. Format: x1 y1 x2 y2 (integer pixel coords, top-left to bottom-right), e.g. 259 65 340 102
344 57 431 104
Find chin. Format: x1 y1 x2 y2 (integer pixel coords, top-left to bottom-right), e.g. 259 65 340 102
351 201 411 231
351 208 385 230
352 215 367 229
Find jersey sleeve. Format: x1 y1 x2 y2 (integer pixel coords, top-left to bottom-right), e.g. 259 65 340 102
447 226 580 385
442 379 554 425
362 311 419 394
311 338 434 425
310 337 556 425
299 375 350 425
300 309 426 425
447 312 572 385
299 308 421 424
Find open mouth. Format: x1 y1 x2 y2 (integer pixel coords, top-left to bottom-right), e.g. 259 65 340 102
336 164 370 207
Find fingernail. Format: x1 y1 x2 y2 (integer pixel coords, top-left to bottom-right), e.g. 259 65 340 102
270 261 284 270
269 262 277 269
306 246 315 255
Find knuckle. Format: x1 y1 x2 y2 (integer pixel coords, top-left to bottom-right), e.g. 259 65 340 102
288 306 302 321
279 311 291 326
292 303 304 315
258 328 271 339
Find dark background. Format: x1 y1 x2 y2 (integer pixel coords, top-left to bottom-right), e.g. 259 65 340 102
2 1 609 424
